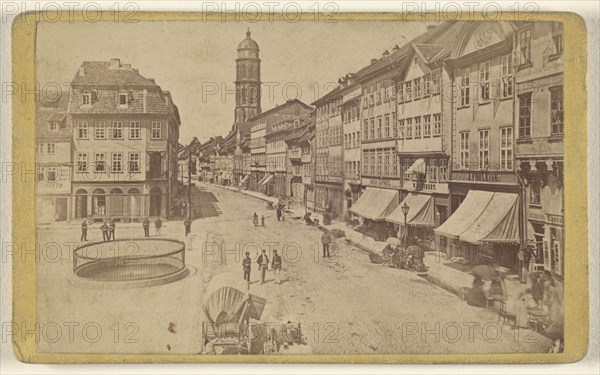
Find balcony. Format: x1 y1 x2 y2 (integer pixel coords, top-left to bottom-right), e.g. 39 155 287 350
288 149 301 161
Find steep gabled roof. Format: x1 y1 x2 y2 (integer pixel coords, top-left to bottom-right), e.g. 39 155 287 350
72 61 158 88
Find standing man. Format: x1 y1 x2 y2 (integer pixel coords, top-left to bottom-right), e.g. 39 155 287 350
272 250 282 284
109 219 116 240
184 219 191 237
80 219 88 242
321 231 332 258
143 217 150 238
242 251 252 290
276 207 282 222
257 249 269 284
100 220 109 242
261 215 266 228
155 217 162 237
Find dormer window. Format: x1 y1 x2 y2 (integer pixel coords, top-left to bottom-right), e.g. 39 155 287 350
82 93 91 106
118 93 128 107
48 122 58 131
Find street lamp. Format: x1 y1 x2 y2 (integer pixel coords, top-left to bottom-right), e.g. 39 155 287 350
401 202 410 248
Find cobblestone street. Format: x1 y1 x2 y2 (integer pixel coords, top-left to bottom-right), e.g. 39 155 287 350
35 182 551 355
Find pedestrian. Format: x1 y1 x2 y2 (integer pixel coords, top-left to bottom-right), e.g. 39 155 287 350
522 245 533 284
80 219 88 242
531 272 544 307
155 217 162 237
257 249 269 284
143 217 150 238
467 275 486 308
304 212 314 226
109 219 116 240
321 231 332 258
100 220 109 242
242 252 252 290
253 212 259 227
272 249 282 284
276 207 282 222
261 215 266 227
184 219 191 237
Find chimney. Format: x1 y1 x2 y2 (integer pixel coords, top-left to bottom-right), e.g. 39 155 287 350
109 58 121 69
371 58 378 65
78 66 85 76
392 44 400 51
383 50 390 56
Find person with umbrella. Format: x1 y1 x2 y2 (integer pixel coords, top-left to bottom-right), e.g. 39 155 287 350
467 275 486 307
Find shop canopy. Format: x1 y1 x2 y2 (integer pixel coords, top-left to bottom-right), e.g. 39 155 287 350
240 175 250 184
434 190 494 238
406 158 427 175
435 190 527 245
349 187 399 221
460 192 520 244
386 193 435 227
260 175 274 186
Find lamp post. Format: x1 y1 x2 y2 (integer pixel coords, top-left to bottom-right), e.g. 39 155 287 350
401 202 410 249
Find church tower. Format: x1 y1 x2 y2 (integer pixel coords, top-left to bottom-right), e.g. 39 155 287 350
234 28 261 125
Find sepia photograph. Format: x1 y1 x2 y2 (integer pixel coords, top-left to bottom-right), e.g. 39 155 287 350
6 6 591 365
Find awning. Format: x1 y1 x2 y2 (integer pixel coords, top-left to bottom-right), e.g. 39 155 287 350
349 187 399 221
460 192 520 244
257 175 269 185
434 190 494 238
240 175 250 184
386 193 435 227
260 174 274 186
406 158 426 174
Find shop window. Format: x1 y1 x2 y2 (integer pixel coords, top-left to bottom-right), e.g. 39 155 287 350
529 180 542 206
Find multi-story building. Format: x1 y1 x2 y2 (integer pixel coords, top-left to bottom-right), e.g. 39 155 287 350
340 75 362 213
35 98 72 224
435 21 534 272
177 137 201 183
313 91 344 217
514 21 564 278
69 59 181 221
266 118 297 197
386 22 462 245
248 99 312 195
284 112 314 205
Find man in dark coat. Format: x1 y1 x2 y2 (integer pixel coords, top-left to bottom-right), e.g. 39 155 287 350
143 218 150 237
100 220 109 242
272 250 282 284
109 219 116 240
154 217 162 236
321 231 332 258
242 252 252 290
531 273 545 307
80 219 88 242
257 249 269 284
276 207 282 222
184 219 191 236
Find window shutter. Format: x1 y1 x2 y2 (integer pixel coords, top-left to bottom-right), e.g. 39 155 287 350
554 229 563 275
543 239 551 270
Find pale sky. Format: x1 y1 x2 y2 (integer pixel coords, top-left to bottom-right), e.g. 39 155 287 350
36 20 436 143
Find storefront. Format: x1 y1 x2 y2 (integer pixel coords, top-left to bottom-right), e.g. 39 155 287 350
386 193 436 246
435 190 534 273
349 187 399 241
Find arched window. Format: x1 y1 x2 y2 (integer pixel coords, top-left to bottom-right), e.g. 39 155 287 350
110 188 123 194
76 189 87 195
93 188 105 195
128 188 141 194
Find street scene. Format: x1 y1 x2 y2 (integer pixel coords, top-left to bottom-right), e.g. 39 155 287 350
35 19 564 356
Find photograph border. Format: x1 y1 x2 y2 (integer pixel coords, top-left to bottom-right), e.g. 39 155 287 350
11 10 589 364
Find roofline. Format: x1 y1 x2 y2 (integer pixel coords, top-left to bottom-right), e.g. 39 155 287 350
247 99 312 122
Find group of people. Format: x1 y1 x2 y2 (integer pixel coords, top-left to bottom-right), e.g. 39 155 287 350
242 249 283 289
252 212 266 227
467 266 564 347
80 217 165 241
80 219 116 242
